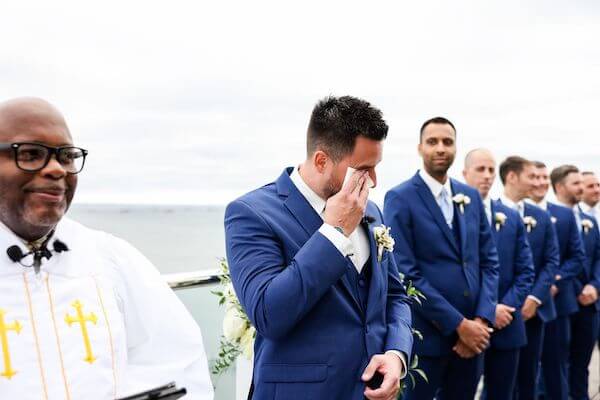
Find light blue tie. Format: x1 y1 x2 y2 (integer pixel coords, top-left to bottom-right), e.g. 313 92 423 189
574 208 582 233
439 187 453 228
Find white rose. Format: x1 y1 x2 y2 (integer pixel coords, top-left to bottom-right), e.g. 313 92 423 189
240 325 256 360
223 306 247 342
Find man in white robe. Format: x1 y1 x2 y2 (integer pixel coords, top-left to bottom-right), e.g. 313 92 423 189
0 97 213 399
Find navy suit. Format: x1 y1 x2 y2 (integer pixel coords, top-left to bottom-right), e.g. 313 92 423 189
224 168 413 400
541 202 585 400
480 201 534 400
384 173 499 400
569 210 600 400
513 203 559 400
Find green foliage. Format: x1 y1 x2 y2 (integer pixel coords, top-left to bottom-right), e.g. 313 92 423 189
211 336 242 375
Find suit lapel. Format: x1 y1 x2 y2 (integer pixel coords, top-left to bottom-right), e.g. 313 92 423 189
451 180 468 257
414 175 460 254
489 200 498 240
364 218 383 318
277 169 363 313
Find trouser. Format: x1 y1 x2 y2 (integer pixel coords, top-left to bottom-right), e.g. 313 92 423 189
515 316 545 400
568 306 599 400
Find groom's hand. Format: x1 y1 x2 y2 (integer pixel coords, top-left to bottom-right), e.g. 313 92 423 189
362 353 402 400
323 170 369 236
456 318 491 354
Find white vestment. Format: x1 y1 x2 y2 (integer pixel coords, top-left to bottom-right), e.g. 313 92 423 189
0 218 213 399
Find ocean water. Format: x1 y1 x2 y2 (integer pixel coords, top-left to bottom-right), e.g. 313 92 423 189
69 204 237 399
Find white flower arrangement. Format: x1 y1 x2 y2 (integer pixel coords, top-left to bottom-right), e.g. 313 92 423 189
373 224 395 262
582 219 594 234
523 216 538 233
211 259 256 375
452 193 471 214
494 212 507 231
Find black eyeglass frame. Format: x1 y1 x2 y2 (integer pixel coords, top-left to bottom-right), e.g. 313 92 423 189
0 142 89 174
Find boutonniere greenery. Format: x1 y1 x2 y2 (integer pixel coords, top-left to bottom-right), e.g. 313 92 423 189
373 224 395 262
523 216 538 232
582 219 594 234
495 212 507 231
452 193 471 214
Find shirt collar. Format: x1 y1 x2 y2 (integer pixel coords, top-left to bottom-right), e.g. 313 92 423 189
580 202 597 214
500 194 524 211
419 169 452 199
527 198 547 211
555 200 578 213
290 166 327 215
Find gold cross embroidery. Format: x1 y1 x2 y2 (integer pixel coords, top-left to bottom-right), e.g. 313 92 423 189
65 300 98 364
0 309 22 379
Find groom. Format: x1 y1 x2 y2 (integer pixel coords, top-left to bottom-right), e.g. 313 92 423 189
384 117 499 400
225 96 413 400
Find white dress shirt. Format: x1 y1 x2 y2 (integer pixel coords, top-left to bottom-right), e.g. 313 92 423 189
482 197 493 226
527 198 548 211
290 167 407 374
419 169 454 225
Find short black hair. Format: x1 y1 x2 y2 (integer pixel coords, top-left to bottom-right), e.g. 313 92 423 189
306 96 388 161
499 156 532 185
532 161 547 169
420 117 456 141
550 164 579 192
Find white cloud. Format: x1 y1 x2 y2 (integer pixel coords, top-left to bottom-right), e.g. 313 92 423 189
1 0 599 205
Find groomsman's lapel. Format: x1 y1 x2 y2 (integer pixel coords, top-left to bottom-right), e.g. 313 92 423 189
451 180 468 256
413 174 460 254
490 200 498 239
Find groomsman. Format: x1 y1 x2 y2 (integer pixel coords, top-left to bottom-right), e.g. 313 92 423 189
533 162 585 400
550 165 600 400
579 172 600 232
463 150 535 400
498 157 559 400
384 117 499 400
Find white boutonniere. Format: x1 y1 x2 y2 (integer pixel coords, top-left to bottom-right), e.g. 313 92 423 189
452 193 471 214
495 212 507 231
523 216 538 232
551 216 557 224
373 224 395 262
582 219 594 234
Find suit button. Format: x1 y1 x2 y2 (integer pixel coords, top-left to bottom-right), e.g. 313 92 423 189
365 324 370 333
463 261 467 268
358 279 366 288
463 290 470 297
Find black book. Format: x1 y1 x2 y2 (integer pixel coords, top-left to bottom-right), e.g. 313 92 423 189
116 382 187 400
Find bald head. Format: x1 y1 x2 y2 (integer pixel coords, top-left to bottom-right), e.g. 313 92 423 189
0 97 70 142
0 97 78 241
463 148 496 199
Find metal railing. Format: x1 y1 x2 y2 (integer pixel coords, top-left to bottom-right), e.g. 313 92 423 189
163 268 224 290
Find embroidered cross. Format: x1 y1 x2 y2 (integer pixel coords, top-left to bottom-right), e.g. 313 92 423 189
65 300 98 364
0 309 22 379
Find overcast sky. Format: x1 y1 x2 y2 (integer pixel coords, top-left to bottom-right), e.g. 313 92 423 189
2 0 599 206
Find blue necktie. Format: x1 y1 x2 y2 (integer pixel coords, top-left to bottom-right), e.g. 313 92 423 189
439 187 453 228
574 208 583 233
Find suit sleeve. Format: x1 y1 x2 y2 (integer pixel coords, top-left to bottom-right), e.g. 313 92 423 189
225 199 349 340
376 207 413 361
556 213 585 282
530 217 559 303
384 190 464 336
586 224 600 291
474 194 500 323
500 219 535 308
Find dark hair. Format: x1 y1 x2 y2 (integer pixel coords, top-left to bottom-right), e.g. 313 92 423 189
499 156 532 185
532 161 547 169
420 117 456 141
306 96 388 161
550 164 579 192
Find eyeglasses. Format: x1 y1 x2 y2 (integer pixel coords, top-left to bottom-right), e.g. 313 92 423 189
0 142 89 174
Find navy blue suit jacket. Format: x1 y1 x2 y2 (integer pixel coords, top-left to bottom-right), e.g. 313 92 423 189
383 172 499 357
521 203 560 322
225 168 413 400
575 209 600 311
546 202 585 317
489 200 535 349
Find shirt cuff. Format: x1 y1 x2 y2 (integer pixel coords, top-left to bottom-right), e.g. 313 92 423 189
319 223 354 257
385 350 408 379
527 295 542 305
